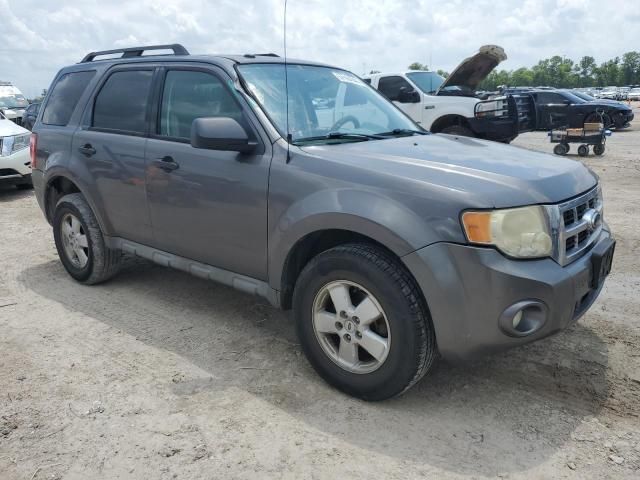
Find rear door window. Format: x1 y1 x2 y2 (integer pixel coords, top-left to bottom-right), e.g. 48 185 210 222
93 70 153 134
41 71 96 126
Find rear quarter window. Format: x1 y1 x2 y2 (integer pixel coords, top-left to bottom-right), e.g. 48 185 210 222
42 71 96 126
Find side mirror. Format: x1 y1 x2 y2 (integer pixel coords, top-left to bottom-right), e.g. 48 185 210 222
190 117 257 153
398 87 421 103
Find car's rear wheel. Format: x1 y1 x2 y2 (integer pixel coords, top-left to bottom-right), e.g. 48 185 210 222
584 112 611 128
53 193 122 284
293 243 436 400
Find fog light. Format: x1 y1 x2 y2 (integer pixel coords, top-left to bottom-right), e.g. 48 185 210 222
499 300 548 337
512 310 523 329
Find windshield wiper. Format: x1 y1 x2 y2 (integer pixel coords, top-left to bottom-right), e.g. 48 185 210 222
293 132 385 144
378 128 428 137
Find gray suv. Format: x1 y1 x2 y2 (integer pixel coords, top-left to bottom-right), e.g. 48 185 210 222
31 45 615 400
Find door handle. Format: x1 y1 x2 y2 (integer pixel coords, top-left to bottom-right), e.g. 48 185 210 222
152 156 179 172
78 144 96 157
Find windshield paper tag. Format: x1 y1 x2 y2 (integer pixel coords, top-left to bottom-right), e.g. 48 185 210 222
332 72 361 85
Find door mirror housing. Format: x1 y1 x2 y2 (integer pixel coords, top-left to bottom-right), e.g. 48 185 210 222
398 87 421 103
190 117 257 153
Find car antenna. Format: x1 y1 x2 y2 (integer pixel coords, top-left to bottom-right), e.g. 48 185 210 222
284 0 292 163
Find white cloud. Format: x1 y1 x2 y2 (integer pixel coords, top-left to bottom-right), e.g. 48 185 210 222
0 0 638 98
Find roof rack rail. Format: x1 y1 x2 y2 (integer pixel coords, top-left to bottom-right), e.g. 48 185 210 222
80 44 190 63
243 53 280 58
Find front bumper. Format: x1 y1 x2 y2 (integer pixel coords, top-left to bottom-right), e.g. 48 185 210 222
0 147 32 182
403 229 613 362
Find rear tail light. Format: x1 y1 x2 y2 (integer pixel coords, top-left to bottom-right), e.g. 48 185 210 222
30 133 37 169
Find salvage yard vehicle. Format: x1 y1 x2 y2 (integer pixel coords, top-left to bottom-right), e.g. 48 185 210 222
364 45 535 143
0 110 33 189
532 89 634 130
32 44 615 400
0 81 30 127
628 88 640 101
22 102 41 131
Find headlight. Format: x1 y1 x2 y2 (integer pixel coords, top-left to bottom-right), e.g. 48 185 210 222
0 133 31 157
461 206 553 258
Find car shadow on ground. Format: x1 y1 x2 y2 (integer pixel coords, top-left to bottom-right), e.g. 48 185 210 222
0 185 34 202
19 258 610 477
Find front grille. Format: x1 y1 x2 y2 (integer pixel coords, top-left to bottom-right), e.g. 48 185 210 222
555 187 603 265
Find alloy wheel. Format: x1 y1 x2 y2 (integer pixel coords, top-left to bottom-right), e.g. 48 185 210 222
312 280 391 374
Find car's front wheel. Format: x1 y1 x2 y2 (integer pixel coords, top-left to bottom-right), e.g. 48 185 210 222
293 243 437 400
53 193 122 284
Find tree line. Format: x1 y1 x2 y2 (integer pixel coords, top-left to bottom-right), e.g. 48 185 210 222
407 52 640 90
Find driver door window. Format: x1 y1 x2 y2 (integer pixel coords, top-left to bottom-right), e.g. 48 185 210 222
537 92 565 105
378 76 413 102
159 70 243 140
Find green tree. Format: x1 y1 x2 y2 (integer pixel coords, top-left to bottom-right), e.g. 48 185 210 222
436 69 449 78
578 56 597 87
621 51 640 85
408 62 429 71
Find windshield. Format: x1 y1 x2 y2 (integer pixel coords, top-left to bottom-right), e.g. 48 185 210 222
406 71 446 93
561 91 586 104
572 91 595 101
237 64 419 144
0 94 29 109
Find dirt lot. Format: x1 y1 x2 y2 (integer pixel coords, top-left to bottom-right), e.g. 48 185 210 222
1 107 639 479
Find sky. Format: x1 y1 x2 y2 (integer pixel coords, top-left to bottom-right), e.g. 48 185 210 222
1 0 638 98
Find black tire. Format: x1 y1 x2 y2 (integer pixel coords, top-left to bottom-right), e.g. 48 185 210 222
578 145 589 157
292 243 436 401
585 112 611 129
554 143 569 156
53 193 122 285
593 144 605 156
440 125 475 137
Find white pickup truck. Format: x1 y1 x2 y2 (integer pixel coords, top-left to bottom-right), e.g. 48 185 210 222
363 45 535 143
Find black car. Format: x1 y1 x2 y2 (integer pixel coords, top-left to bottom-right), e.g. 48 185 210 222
22 102 41 131
531 90 633 130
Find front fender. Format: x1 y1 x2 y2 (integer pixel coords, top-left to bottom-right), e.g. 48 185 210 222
268 188 452 289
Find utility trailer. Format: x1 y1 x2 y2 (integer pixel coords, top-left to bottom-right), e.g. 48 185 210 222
549 122 611 157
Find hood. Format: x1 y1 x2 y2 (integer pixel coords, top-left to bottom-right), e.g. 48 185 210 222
300 134 596 209
437 45 507 94
0 117 30 136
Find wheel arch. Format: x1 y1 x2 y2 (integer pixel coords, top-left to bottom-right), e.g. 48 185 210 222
44 173 111 234
430 114 472 133
278 228 407 310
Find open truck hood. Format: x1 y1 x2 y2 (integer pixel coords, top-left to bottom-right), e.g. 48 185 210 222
437 45 507 95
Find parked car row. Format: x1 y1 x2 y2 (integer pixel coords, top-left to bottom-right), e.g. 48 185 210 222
497 87 633 130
